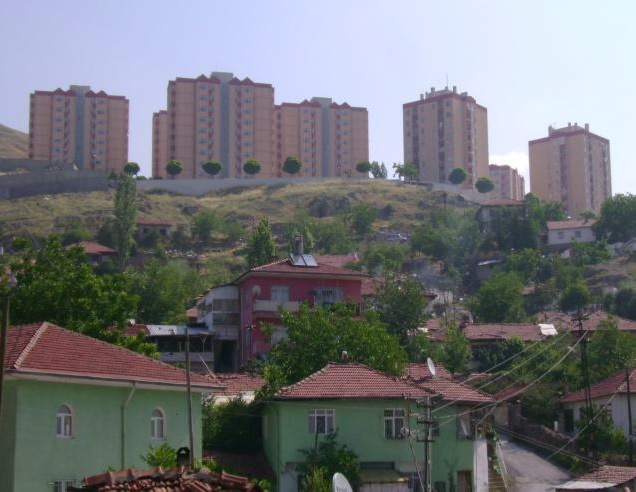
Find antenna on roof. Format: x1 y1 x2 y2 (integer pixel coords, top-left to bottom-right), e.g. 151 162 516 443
427 357 437 378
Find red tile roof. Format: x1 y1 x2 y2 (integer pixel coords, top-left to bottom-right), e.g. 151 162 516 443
547 219 596 231
121 323 149 337
538 311 636 333
275 363 433 400
210 373 266 397
242 258 368 279
405 363 494 405
560 368 636 403
78 241 116 255
462 323 546 342
563 465 636 487
314 254 360 268
79 467 261 491
4 322 221 389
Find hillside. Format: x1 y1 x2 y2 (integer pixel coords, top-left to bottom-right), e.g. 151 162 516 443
0 124 28 159
0 179 474 240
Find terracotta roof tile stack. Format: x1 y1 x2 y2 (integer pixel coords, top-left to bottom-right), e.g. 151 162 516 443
275 363 433 400
4 322 220 389
77 467 262 491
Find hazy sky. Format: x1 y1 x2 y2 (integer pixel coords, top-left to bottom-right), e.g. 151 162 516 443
2 1 635 193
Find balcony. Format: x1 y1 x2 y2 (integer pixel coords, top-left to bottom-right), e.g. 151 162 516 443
253 300 300 313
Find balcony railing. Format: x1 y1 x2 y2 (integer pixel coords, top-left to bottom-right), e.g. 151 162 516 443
253 300 300 312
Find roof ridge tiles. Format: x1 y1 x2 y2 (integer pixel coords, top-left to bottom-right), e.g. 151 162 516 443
12 321 49 370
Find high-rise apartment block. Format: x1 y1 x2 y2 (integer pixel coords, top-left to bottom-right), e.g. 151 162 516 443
488 164 525 200
29 85 128 173
529 123 611 216
153 72 368 179
403 86 489 187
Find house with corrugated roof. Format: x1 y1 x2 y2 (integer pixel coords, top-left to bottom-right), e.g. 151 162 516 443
262 362 493 492
0 322 223 492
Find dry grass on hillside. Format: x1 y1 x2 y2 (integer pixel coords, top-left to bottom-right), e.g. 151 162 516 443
0 124 28 159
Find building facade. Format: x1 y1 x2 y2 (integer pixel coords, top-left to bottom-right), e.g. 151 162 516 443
403 86 489 188
529 123 611 216
153 72 368 179
29 85 128 173
488 164 525 200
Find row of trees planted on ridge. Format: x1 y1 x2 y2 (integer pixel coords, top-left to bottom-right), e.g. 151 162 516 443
162 156 305 178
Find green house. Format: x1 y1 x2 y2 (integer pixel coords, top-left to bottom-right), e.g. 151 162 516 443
0 322 223 491
262 363 493 492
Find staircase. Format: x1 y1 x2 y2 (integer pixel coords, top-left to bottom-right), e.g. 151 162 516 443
488 438 508 491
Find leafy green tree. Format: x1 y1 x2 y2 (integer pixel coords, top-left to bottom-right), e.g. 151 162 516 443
113 173 137 270
569 240 610 267
370 161 388 179
579 210 597 221
4 236 141 343
202 160 222 177
301 467 331 492
520 385 561 427
448 167 467 185
355 161 372 174
263 305 407 392
61 220 91 246
246 218 278 268
474 337 524 372
374 275 427 345
361 243 407 274
576 405 626 457
524 193 567 227
297 432 360 491
191 210 219 244
243 159 261 177
345 203 377 236
282 156 302 176
440 323 471 373
473 272 525 322
123 162 140 176
166 159 183 179
130 260 204 324
475 176 495 194
588 318 636 383
609 288 636 321
594 193 636 243
96 218 117 248
559 281 591 312
202 399 262 452
312 220 354 254
140 443 177 468
284 211 316 252
393 162 418 182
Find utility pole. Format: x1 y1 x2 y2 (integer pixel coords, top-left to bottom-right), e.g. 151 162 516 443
184 324 195 468
572 311 594 460
627 366 634 466
416 396 436 492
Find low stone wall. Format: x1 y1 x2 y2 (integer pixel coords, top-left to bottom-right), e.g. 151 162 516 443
0 170 108 199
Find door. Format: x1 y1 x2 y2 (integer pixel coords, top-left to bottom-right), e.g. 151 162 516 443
457 471 472 492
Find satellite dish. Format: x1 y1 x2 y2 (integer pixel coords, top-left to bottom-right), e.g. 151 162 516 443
332 473 353 492
427 357 437 378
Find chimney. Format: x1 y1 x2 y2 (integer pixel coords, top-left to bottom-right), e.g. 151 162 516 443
341 351 349 363
293 234 304 256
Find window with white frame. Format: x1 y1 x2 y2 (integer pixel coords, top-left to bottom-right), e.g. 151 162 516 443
56 404 73 438
271 286 290 303
384 409 406 439
308 409 335 434
151 408 165 439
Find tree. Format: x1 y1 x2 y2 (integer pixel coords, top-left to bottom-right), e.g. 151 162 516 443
594 193 636 243
243 159 261 177
141 443 177 468
474 337 524 372
361 244 407 275
123 162 140 176
440 323 471 374
297 432 360 491
569 240 610 267
374 275 427 346
263 305 407 392
576 405 626 457
370 161 388 179
246 217 278 268
312 221 354 254
282 156 302 176
202 399 262 452
355 161 372 175
393 162 418 182
130 260 204 324
96 218 117 248
61 220 91 246
345 203 377 237
559 281 591 312
587 318 636 383
165 160 183 179
3 237 145 348
191 210 219 244
202 160 222 177
473 272 525 322
113 172 137 271
579 210 597 221
608 288 636 321
475 176 495 194
448 167 467 186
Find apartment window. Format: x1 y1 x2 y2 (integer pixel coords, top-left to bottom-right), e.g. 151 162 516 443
151 408 165 439
56 404 73 438
271 286 290 303
308 409 335 434
557 231 565 240
313 287 343 306
384 409 405 439
574 230 582 239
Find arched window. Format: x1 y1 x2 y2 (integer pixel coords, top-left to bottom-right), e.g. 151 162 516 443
151 408 165 439
56 404 73 437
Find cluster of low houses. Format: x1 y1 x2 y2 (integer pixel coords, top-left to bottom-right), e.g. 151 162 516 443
5 213 636 490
